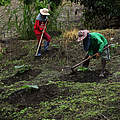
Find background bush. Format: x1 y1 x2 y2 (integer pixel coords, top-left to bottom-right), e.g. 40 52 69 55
79 0 120 29
0 0 10 6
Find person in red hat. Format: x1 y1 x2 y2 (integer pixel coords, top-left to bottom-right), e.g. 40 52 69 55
77 30 110 77
34 8 51 56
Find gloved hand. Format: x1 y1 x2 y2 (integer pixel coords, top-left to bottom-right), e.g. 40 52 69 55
95 53 100 59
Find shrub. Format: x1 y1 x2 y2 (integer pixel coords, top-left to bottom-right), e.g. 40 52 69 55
80 0 120 29
0 0 10 6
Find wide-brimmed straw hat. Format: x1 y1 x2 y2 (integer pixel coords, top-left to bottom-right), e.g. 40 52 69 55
77 30 89 42
40 8 50 16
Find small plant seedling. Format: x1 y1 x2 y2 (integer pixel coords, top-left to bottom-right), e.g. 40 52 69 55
77 67 89 72
110 43 120 48
22 85 39 89
14 65 31 74
0 53 3 60
51 44 60 48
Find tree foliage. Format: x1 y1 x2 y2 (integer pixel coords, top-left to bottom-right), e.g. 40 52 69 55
0 0 10 6
80 0 120 29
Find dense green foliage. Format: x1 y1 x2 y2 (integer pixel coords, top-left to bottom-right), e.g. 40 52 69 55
49 0 62 11
79 0 120 29
8 3 35 40
0 0 10 6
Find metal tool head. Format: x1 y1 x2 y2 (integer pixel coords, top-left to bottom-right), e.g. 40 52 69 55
61 66 76 74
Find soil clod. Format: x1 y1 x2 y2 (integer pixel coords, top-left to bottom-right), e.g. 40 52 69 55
6 84 60 105
1 69 41 85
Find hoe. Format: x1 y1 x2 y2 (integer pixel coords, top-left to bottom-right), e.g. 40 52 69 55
63 44 115 74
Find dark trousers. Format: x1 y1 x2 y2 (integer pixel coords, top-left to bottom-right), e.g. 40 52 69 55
82 54 90 68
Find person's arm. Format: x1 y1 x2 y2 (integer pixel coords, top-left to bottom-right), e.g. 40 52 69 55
35 20 43 31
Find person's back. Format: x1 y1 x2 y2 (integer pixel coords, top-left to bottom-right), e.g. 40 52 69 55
90 32 108 46
88 32 108 55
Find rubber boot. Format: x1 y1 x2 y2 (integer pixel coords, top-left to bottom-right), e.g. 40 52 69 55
99 59 106 77
37 47 41 56
44 41 49 52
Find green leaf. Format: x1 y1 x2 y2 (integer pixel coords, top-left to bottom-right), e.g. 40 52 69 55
51 44 60 48
22 85 39 89
14 65 25 69
77 67 89 72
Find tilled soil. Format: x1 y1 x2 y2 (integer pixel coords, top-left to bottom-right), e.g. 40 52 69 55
0 29 120 120
1 69 41 85
60 69 110 83
5 84 70 106
6 84 60 105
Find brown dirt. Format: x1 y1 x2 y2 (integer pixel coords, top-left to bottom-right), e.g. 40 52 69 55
1 69 41 85
60 69 110 83
0 29 120 108
5 84 70 106
6 84 60 105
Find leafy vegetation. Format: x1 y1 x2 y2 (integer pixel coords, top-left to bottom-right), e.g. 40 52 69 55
79 0 120 29
0 53 3 60
0 0 10 6
14 65 31 74
77 67 89 72
22 85 39 89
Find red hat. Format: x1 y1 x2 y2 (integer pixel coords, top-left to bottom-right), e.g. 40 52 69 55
77 30 89 42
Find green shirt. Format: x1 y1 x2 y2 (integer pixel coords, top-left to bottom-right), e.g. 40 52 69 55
88 32 108 56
